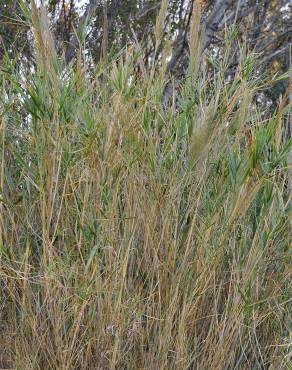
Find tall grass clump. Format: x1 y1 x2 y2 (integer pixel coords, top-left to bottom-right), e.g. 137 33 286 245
0 4 291 369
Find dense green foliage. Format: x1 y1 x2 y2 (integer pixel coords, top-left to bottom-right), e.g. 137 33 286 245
0 3 291 369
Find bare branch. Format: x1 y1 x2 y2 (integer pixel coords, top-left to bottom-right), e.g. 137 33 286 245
166 0 195 74
204 0 234 49
131 4 160 21
261 43 292 64
165 0 235 77
65 0 99 64
217 5 258 29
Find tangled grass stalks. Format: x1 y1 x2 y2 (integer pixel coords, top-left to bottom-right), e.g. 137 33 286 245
0 4 291 369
